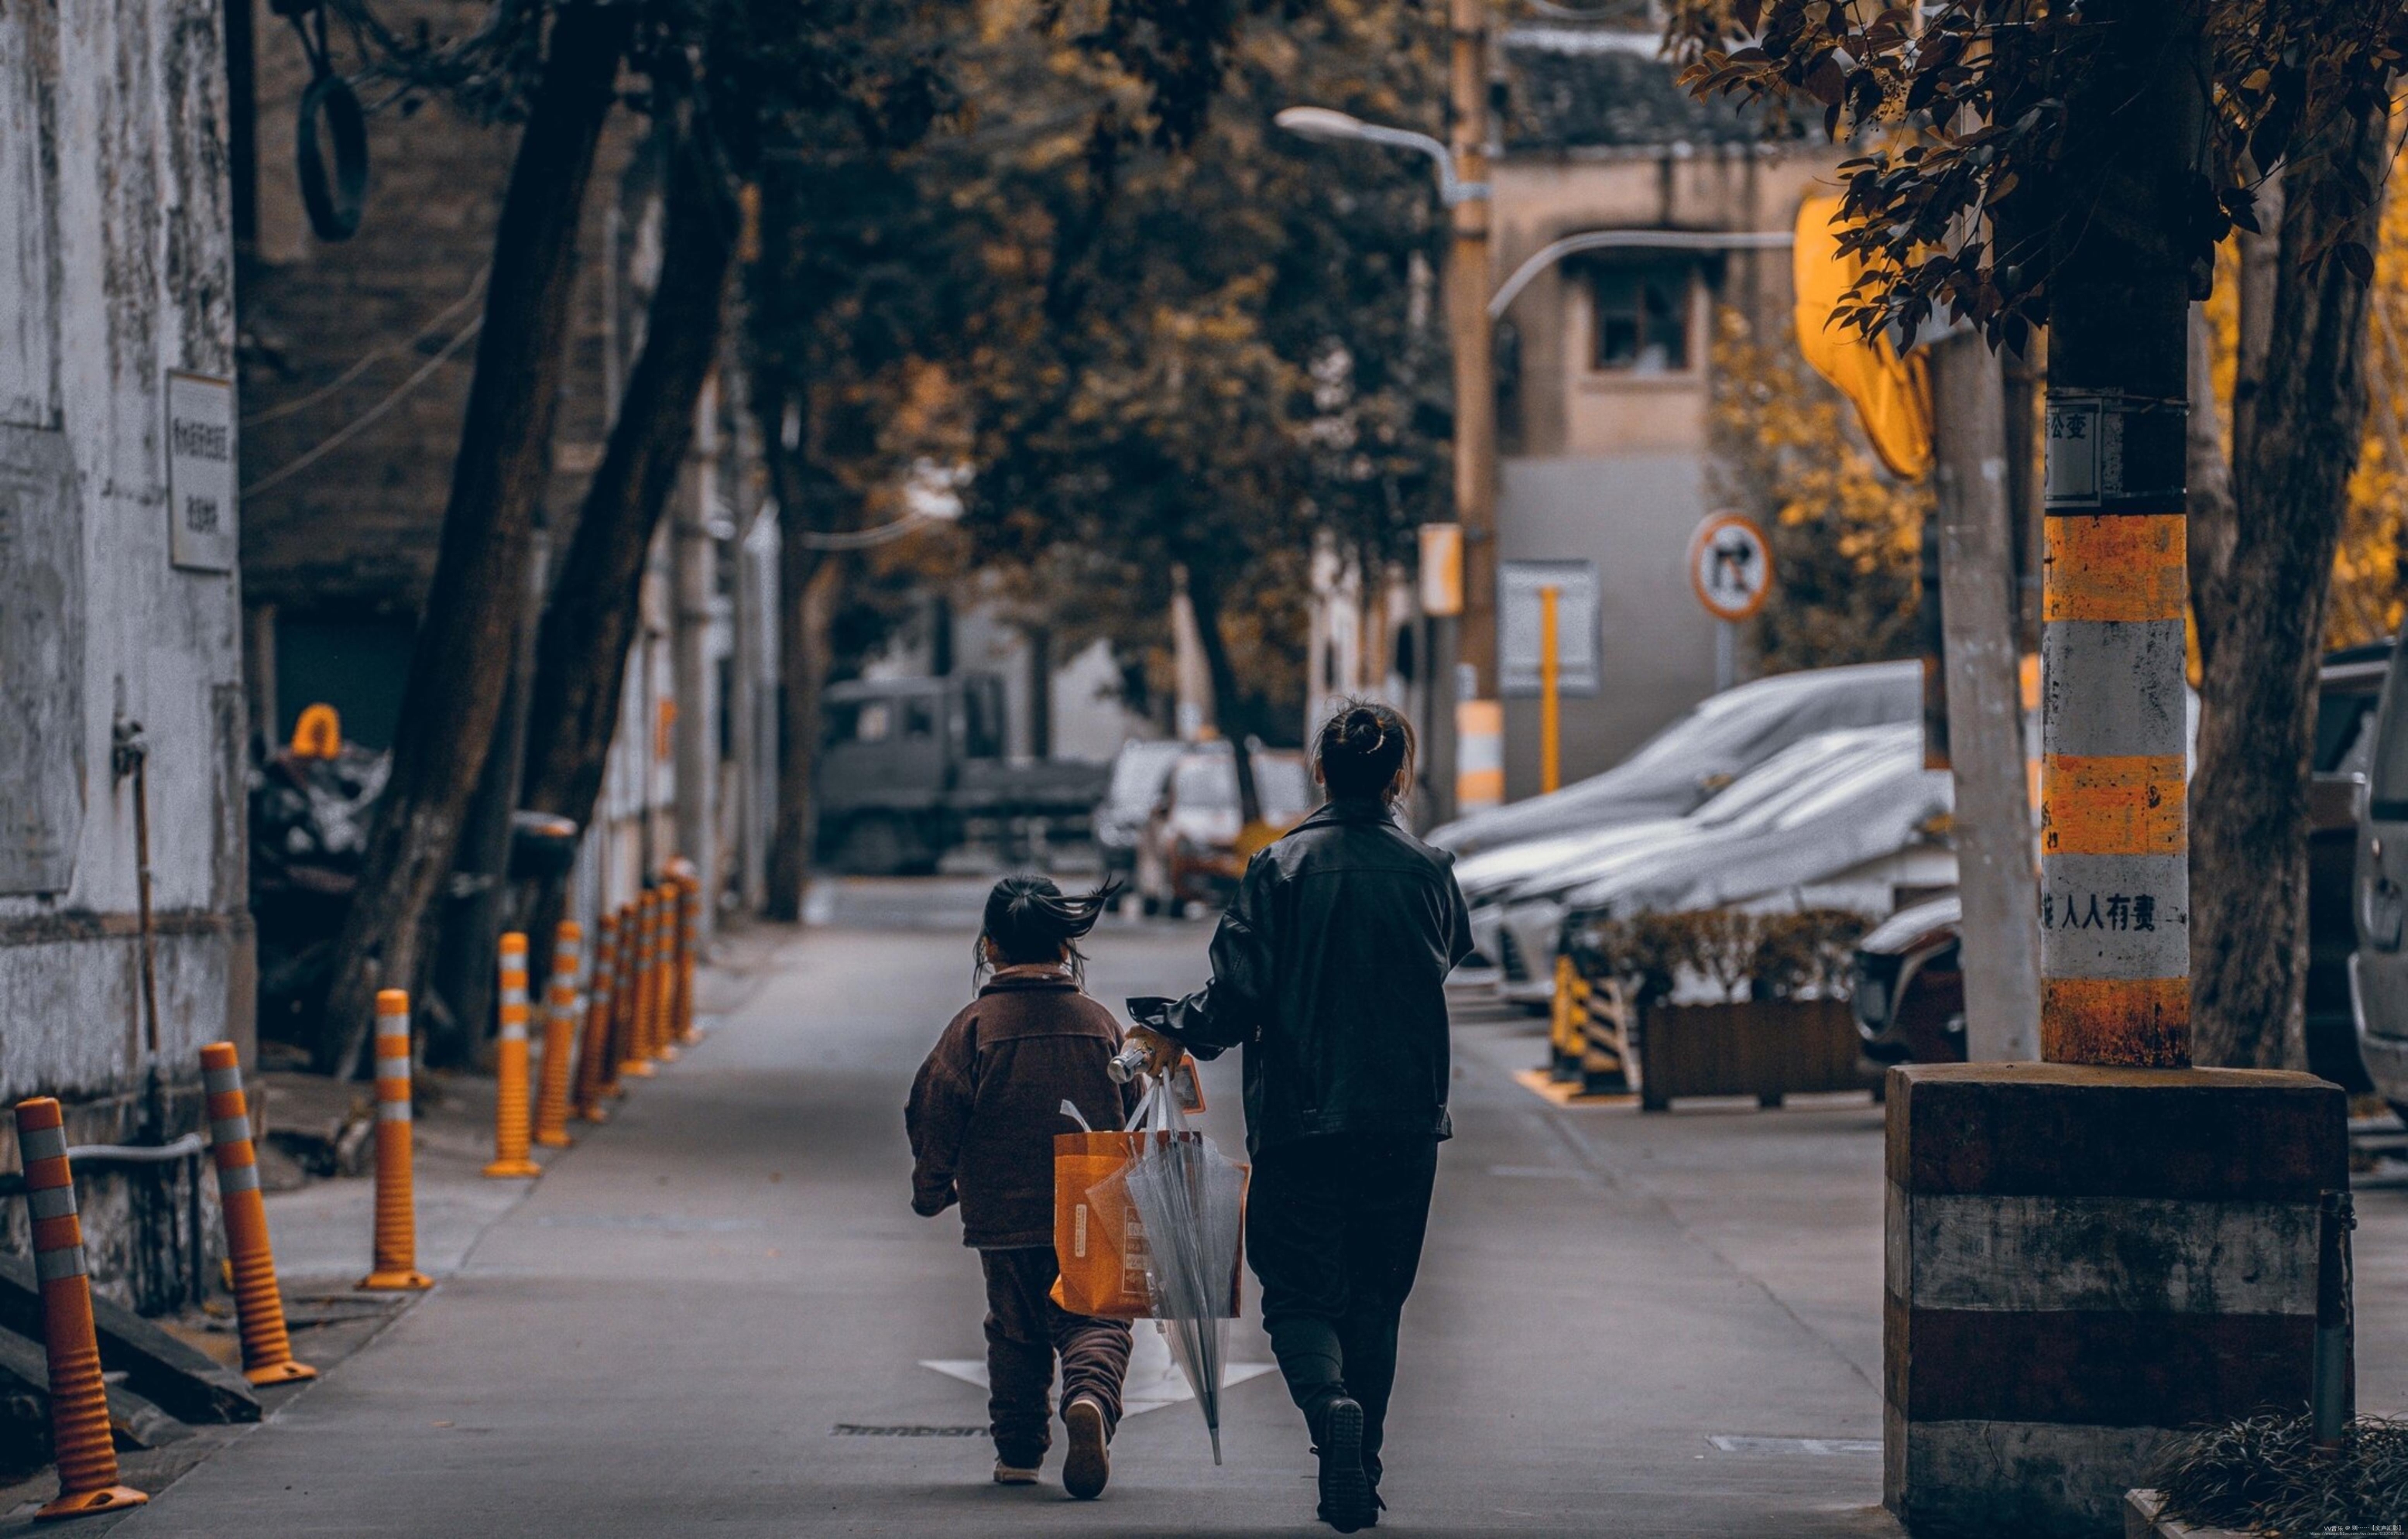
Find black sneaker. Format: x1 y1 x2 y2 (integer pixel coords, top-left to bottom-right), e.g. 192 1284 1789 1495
1314 1397 1372 1533
1062 1397 1110 1500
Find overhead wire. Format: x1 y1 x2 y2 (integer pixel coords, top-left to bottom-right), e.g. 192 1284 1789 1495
242 269 489 427
243 314 482 498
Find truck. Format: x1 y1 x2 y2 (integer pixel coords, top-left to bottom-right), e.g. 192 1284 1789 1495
815 674 1113 875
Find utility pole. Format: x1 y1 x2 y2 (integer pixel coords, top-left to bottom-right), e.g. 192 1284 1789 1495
1446 0 1501 814
671 373 719 945
1930 331 2040 1061
2037 0 2203 1068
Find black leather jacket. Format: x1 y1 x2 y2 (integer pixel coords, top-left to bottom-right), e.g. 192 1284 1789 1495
1150 797 1474 1155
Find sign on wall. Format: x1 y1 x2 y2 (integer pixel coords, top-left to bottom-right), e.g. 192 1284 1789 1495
166 372 236 572
1498 560 1600 698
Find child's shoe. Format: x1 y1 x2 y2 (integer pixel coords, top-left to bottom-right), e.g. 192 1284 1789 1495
993 1461 1041 1486
1062 1397 1110 1500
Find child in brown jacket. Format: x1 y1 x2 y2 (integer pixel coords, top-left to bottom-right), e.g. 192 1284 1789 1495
907 876 1137 1500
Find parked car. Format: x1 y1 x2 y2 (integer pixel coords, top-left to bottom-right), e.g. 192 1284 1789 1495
1852 893 1966 1066
1429 660 1921 856
1466 727 1909 969
1136 745 1317 913
2348 635 2408 1117
815 674 1110 875
1485 725 1952 1006
1096 739 1187 891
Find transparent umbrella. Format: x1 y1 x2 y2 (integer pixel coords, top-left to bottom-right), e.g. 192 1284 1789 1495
1094 1082 1246 1462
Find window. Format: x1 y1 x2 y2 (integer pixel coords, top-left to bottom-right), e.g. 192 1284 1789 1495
1590 262 1692 374
824 699 893 746
903 696 937 739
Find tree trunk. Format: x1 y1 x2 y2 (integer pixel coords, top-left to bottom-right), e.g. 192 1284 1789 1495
519 126 735 838
766 540 838 920
427 531 548 1068
515 121 736 955
315 5 628 1076
1181 560 1264 827
2189 101 2389 1071
1931 331 2042 1062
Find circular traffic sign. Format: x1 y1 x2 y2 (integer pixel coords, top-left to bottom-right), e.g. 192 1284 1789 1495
1687 512 1774 622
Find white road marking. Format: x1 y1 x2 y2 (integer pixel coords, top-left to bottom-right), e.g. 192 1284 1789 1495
921 1323 1275 1416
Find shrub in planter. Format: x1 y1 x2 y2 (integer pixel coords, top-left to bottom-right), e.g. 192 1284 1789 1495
1573 907 1871 1006
2149 1413 2408 1536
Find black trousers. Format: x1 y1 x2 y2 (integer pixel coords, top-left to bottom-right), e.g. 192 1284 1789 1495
979 1247 1132 1468
1246 1133 1440 1482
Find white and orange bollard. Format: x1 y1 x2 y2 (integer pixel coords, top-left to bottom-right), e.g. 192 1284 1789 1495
485 932 541 1178
13 1097 149 1518
619 893 660 1078
360 990 434 1290
673 875 701 1046
575 911 619 1121
533 921 581 1149
646 886 679 1064
200 1044 315 1386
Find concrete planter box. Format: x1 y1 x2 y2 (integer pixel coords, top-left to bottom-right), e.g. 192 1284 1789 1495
1637 998 1880 1111
2124 1489 2252 1538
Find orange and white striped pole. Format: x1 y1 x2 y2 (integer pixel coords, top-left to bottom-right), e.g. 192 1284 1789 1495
2038 397 2189 1066
574 910 618 1123
13 1098 149 1518
674 875 701 1045
650 886 680 1064
619 894 658 1079
485 932 542 1178
199 1044 315 1386
533 921 581 1149
597 896 636 1088
360 990 433 1290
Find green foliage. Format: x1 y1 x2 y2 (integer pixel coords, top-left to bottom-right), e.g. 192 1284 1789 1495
744 0 1453 738
2152 1414 2408 1537
1706 308 1927 673
1573 907 1870 1006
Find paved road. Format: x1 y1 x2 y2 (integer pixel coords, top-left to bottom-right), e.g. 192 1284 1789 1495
101 885 1944 1534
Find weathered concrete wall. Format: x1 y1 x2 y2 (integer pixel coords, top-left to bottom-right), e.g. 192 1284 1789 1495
0 0 244 1310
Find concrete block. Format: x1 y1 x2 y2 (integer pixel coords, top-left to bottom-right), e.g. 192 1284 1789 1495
1884 1062 2346 1537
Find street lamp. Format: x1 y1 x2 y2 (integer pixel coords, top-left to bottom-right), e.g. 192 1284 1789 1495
1277 94 1501 823
1271 108 1489 208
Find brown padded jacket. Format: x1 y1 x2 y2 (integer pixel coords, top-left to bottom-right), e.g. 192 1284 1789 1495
905 965 1137 1249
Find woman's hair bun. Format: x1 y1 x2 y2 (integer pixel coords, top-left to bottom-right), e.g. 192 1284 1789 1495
1315 698 1415 804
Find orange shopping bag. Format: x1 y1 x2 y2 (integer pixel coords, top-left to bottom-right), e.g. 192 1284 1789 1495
1051 1128 1153 1318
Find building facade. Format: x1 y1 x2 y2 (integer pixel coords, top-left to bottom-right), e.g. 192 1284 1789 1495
0 0 243 1308
1487 26 1841 798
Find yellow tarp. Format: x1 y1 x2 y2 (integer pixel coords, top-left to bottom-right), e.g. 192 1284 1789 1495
1792 194 1933 482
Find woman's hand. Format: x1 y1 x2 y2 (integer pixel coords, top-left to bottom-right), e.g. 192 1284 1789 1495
1123 1026 1182 1075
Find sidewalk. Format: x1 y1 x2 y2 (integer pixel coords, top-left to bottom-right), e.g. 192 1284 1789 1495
0 921 786 1530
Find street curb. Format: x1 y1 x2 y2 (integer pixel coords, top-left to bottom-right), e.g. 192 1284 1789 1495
2125 1489 2251 1539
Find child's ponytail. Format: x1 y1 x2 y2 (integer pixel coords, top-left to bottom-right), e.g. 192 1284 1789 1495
975 875 1120 984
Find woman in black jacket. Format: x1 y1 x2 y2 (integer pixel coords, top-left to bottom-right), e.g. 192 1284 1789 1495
1130 701 1473 1534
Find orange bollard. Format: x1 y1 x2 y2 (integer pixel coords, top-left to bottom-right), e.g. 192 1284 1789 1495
643 886 679 1064
620 893 660 1078
533 921 581 1148
574 910 617 1123
484 932 542 1178
13 1098 149 1518
199 1044 316 1386
674 875 701 1045
360 991 434 1290
604 900 641 1090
